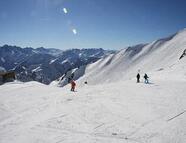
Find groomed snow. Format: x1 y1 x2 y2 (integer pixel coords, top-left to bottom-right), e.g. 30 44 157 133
0 66 185 143
77 29 186 85
1 29 186 143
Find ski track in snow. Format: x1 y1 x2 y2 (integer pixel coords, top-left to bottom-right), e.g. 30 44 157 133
0 76 186 143
1 28 186 143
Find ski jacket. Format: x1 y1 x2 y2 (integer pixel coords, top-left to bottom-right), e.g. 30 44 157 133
71 81 76 87
144 74 149 79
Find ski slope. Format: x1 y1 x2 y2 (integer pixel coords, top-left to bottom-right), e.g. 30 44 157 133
51 29 186 88
78 29 186 85
1 29 186 143
0 65 186 143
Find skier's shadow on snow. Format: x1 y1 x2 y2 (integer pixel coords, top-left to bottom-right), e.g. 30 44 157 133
144 82 159 86
138 82 154 84
146 82 154 84
67 99 73 101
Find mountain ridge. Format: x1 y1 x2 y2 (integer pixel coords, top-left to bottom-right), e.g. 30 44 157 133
0 45 115 84
75 28 186 85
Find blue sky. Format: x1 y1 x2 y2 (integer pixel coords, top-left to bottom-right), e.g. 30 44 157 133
0 0 186 50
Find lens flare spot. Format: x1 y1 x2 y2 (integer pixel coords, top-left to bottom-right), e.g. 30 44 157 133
63 8 68 14
72 29 77 35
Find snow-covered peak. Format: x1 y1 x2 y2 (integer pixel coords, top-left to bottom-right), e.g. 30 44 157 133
77 29 186 85
0 45 113 84
0 66 6 73
176 27 186 35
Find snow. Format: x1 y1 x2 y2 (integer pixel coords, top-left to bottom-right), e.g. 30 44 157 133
32 66 42 72
11 50 15 55
0 65 186 143
51 66 86 87
61 59 69 64
77 29 186 85
1 29 186 143
49 58 58 64
0 66 6 72
22 66 26 70
32 50 39 54
1 57 5 63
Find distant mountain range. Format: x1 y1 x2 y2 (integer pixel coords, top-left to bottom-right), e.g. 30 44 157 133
0 45 115 84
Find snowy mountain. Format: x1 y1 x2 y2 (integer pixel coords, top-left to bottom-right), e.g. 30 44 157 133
179 49 186 59
76 28 186 85
0 29 186 143
0 45 114 84
51 29 186 87
0 66 6 73
50 65 87 87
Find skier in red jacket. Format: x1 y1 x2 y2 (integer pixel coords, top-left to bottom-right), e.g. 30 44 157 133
70 80 76 91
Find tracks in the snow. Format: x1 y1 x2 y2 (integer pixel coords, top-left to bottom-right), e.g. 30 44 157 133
35 125 143 143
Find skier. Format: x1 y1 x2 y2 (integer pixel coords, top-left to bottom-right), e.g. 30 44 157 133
144 73 149 84
136 73 140 83
70 80 76 91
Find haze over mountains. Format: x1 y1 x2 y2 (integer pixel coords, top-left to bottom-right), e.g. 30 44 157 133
0 45 114 84
1 29 186 86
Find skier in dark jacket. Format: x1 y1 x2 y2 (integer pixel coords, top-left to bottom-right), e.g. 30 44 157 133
144 73 149 84
136 73 140 83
